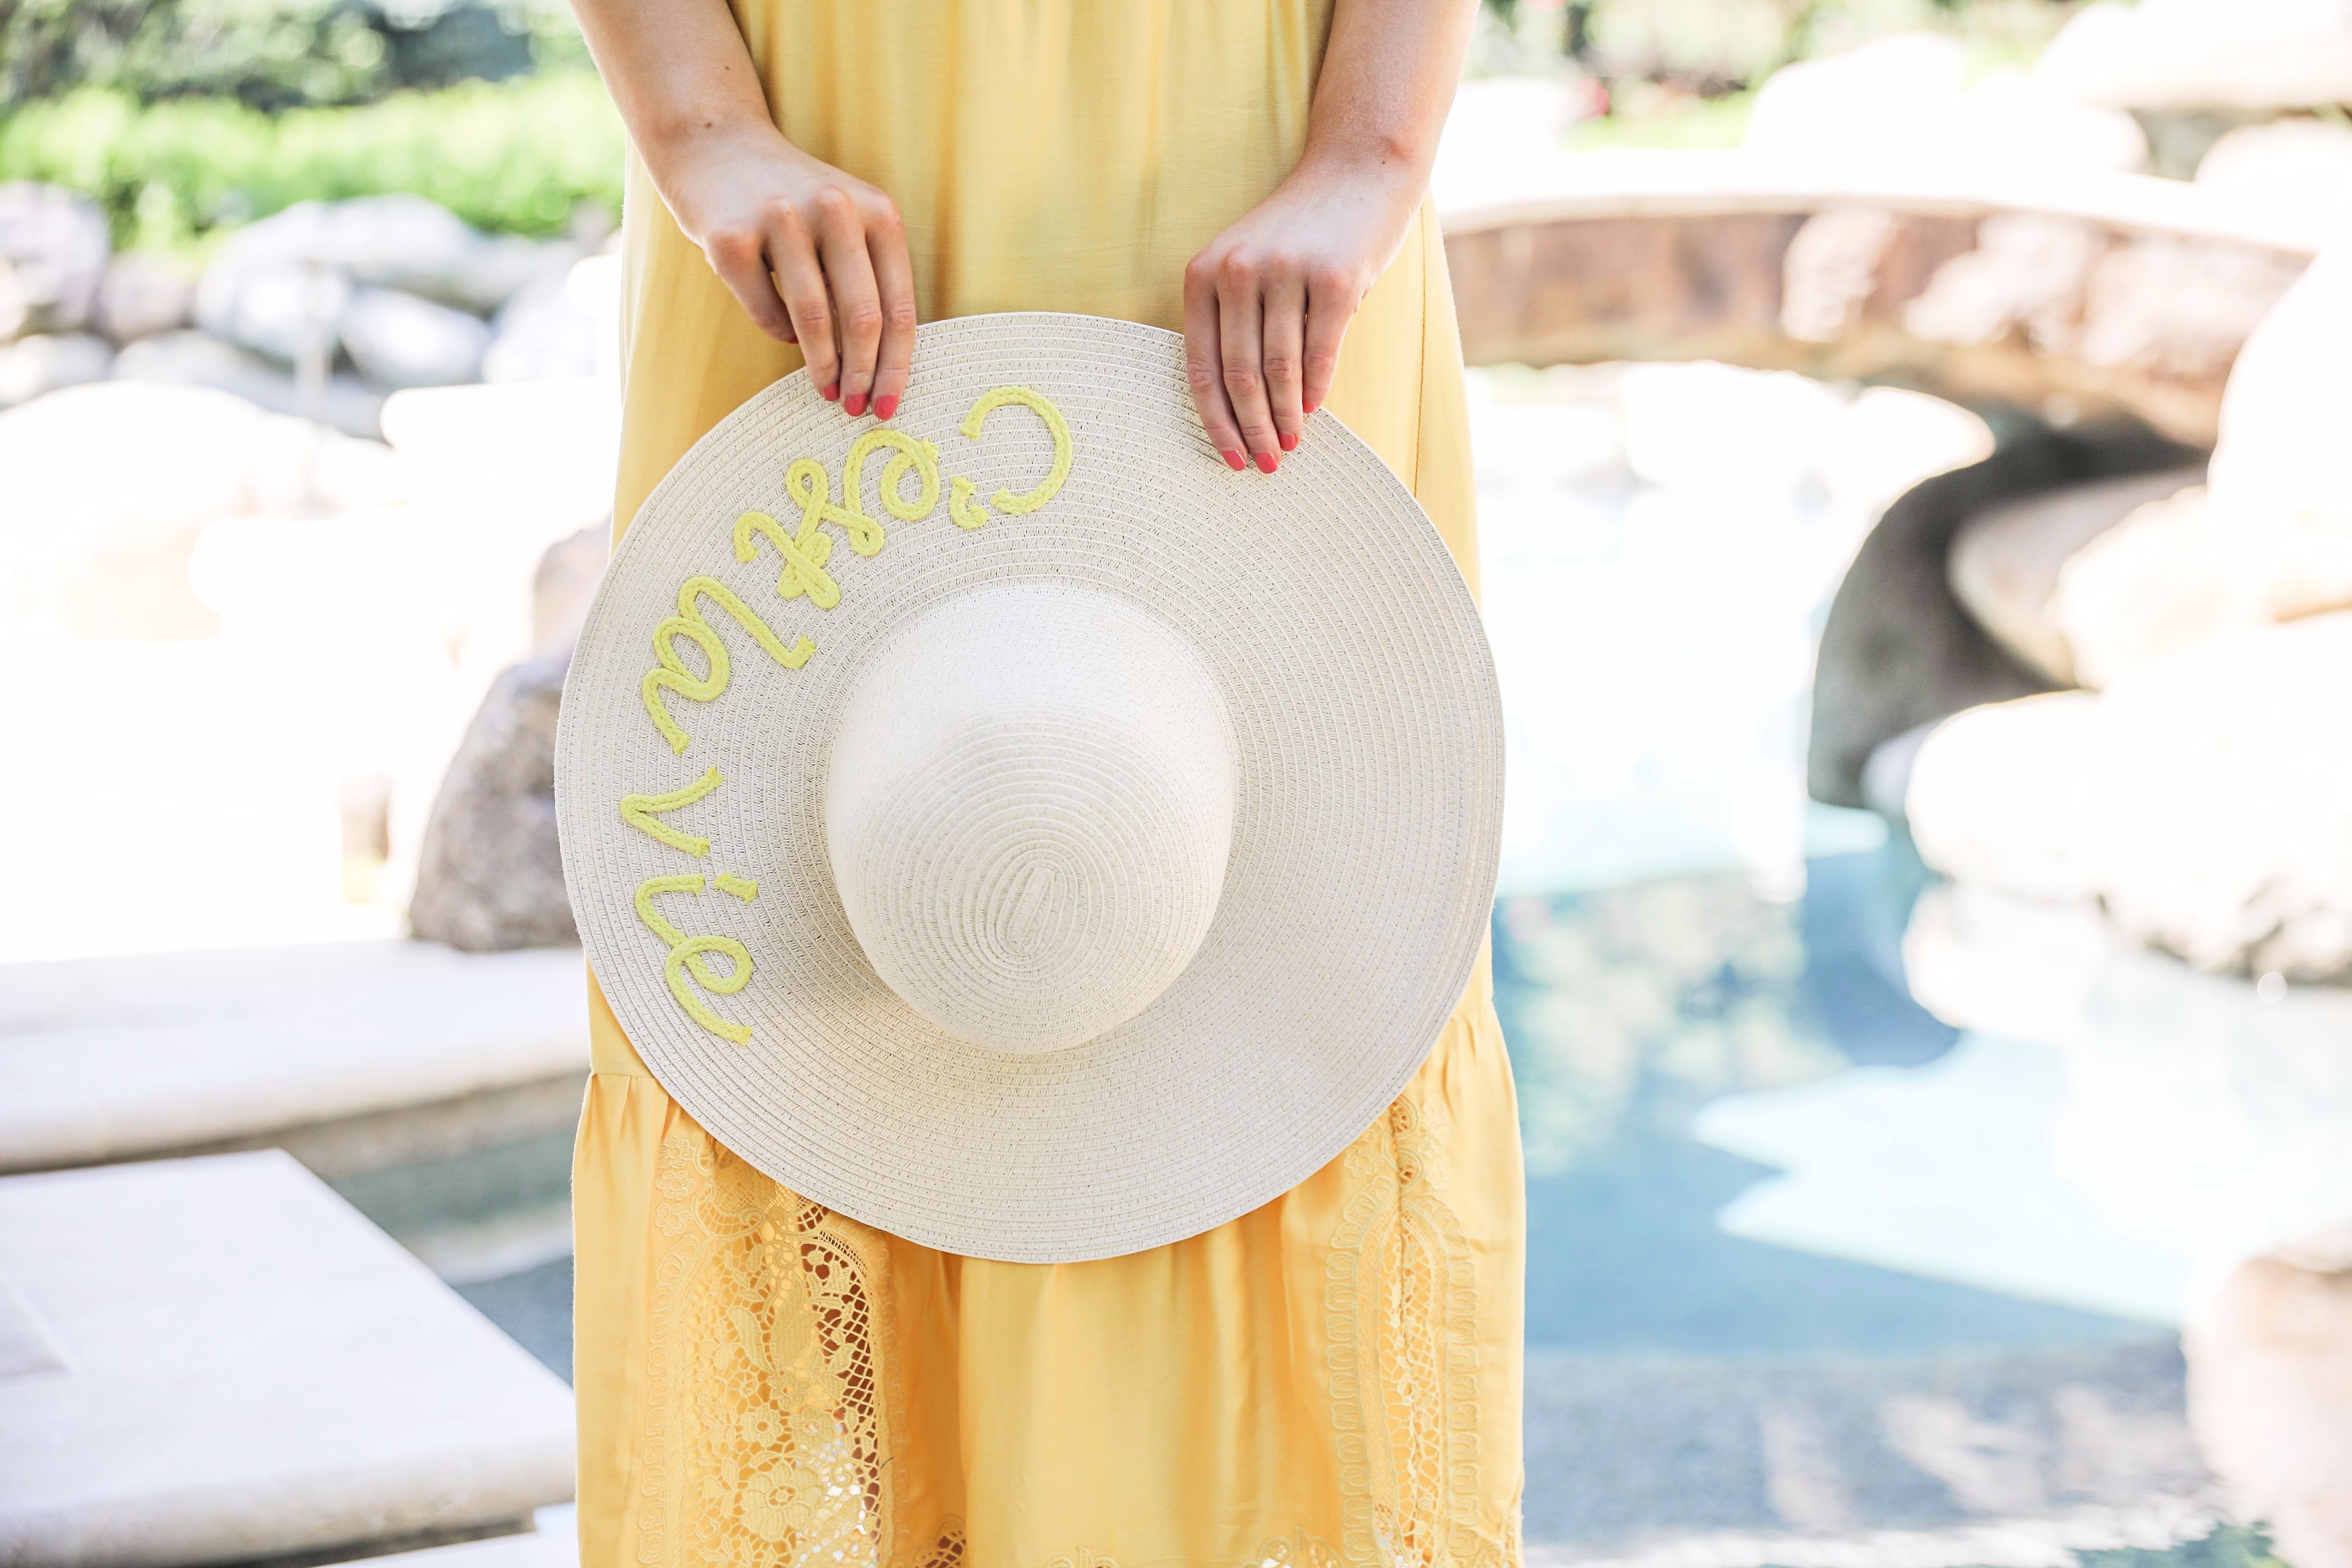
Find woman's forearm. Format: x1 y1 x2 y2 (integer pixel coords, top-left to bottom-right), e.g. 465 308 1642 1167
569 0 780 174
1302 0 1478 193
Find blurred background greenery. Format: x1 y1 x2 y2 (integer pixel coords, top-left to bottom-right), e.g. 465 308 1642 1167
0 0 615 243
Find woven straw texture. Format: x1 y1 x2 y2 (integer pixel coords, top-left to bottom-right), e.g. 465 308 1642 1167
555 312 1502 1263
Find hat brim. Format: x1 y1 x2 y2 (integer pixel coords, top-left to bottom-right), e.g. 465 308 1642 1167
556 313 1502 1263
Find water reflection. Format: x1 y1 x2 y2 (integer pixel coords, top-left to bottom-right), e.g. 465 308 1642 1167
1501 852 2152 1359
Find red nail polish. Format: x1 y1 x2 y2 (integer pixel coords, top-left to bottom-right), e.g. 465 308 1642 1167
1222 449 1246 471
1279 431 1298 452
875 394 897 421
845 391 867 416
1255 451 1277 474
1303 400 1319 415
820 381 839 402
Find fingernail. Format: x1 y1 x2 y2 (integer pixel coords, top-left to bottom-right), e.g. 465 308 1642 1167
820 381 839 402
875 394 897 421
845 391 867 416
1303 399 1319 415
1255 451 1277 474
1222 449 1247 471
1279 431 1298 452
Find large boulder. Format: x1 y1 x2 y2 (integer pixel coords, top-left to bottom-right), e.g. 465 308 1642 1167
2038 0 2352 113
2197 118 2352 220
1980 246 2352 693
2203 246 2352 620
114 329 386 440
0 183 108 337
1907 612 2352 980
1807 424 2195 808
408 649 574 952
2051 484 2259 689
1945 466 2204 686
2187 1259 2352 1568
1749 36 2145 172
1902 692 2106 903
481 272 600 383
531 522 608 654
195 258 351 365
0 332 113 410
94 252 196 344
195 197 571 358
340 288 491 389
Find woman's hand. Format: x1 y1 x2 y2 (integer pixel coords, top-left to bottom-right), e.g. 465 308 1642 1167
568 0 916 419
1184 0 1475 474
1182 162 1423 473
660 123 916 419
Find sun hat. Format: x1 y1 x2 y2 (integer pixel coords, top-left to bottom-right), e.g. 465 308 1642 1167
554 312 1503 1263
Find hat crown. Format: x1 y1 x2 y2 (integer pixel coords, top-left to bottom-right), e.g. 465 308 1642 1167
825 584 1236 1055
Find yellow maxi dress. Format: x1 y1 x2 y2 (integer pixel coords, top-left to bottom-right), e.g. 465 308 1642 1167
573 5 1525 1566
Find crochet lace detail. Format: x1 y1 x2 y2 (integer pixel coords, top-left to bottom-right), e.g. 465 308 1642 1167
1326 1095 1508 1567
641 1126 905 1567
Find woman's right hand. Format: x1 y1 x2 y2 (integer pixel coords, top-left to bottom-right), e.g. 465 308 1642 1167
654 122 917 420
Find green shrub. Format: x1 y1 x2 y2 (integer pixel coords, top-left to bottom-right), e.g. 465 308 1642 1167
0 71 623 244
0 0 585 115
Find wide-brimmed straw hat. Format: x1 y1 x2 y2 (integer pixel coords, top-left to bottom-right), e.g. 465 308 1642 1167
555 312 1502 1263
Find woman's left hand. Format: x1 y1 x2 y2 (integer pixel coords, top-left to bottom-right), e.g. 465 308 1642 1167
1183 158 1427 475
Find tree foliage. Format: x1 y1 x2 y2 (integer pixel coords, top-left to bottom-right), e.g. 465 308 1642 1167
0 0 582 115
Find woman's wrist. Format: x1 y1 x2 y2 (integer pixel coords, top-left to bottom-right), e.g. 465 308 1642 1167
641 115 792 200
1282 139 1431 227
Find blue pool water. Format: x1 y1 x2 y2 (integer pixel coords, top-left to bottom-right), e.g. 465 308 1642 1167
1501 848 2149 1360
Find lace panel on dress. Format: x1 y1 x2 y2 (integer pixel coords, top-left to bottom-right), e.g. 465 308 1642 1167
1326 1095 1507 1568
643 1124 906 1567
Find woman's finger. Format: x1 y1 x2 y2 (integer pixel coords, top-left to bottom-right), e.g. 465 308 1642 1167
867 202 917 421
1182 252 1247 470
1301 267 1354 417
813 187 884 416
1217 258 1279 472
769 216 839 398
704 222 797 342
1260 268 1306 454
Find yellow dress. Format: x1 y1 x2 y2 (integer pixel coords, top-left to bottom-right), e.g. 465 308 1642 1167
574 4 1525 1565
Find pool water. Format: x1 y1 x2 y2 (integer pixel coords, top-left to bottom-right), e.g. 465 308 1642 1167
1503 849 2151 1362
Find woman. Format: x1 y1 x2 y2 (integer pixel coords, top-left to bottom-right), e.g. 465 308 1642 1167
566 2 1524 1563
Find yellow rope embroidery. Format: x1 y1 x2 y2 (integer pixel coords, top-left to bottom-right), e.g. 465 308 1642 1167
642 617 728 755
788 455 886 556
636 874 755 1045
679 575 814 668
715 872 759 902
960 386 1072 516
845 429 941 522
947 476 990 531
736 505 840 612
620 767 723 858
641 577 814 754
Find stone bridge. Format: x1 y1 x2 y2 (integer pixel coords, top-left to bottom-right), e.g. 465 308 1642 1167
1440 150 2324 445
